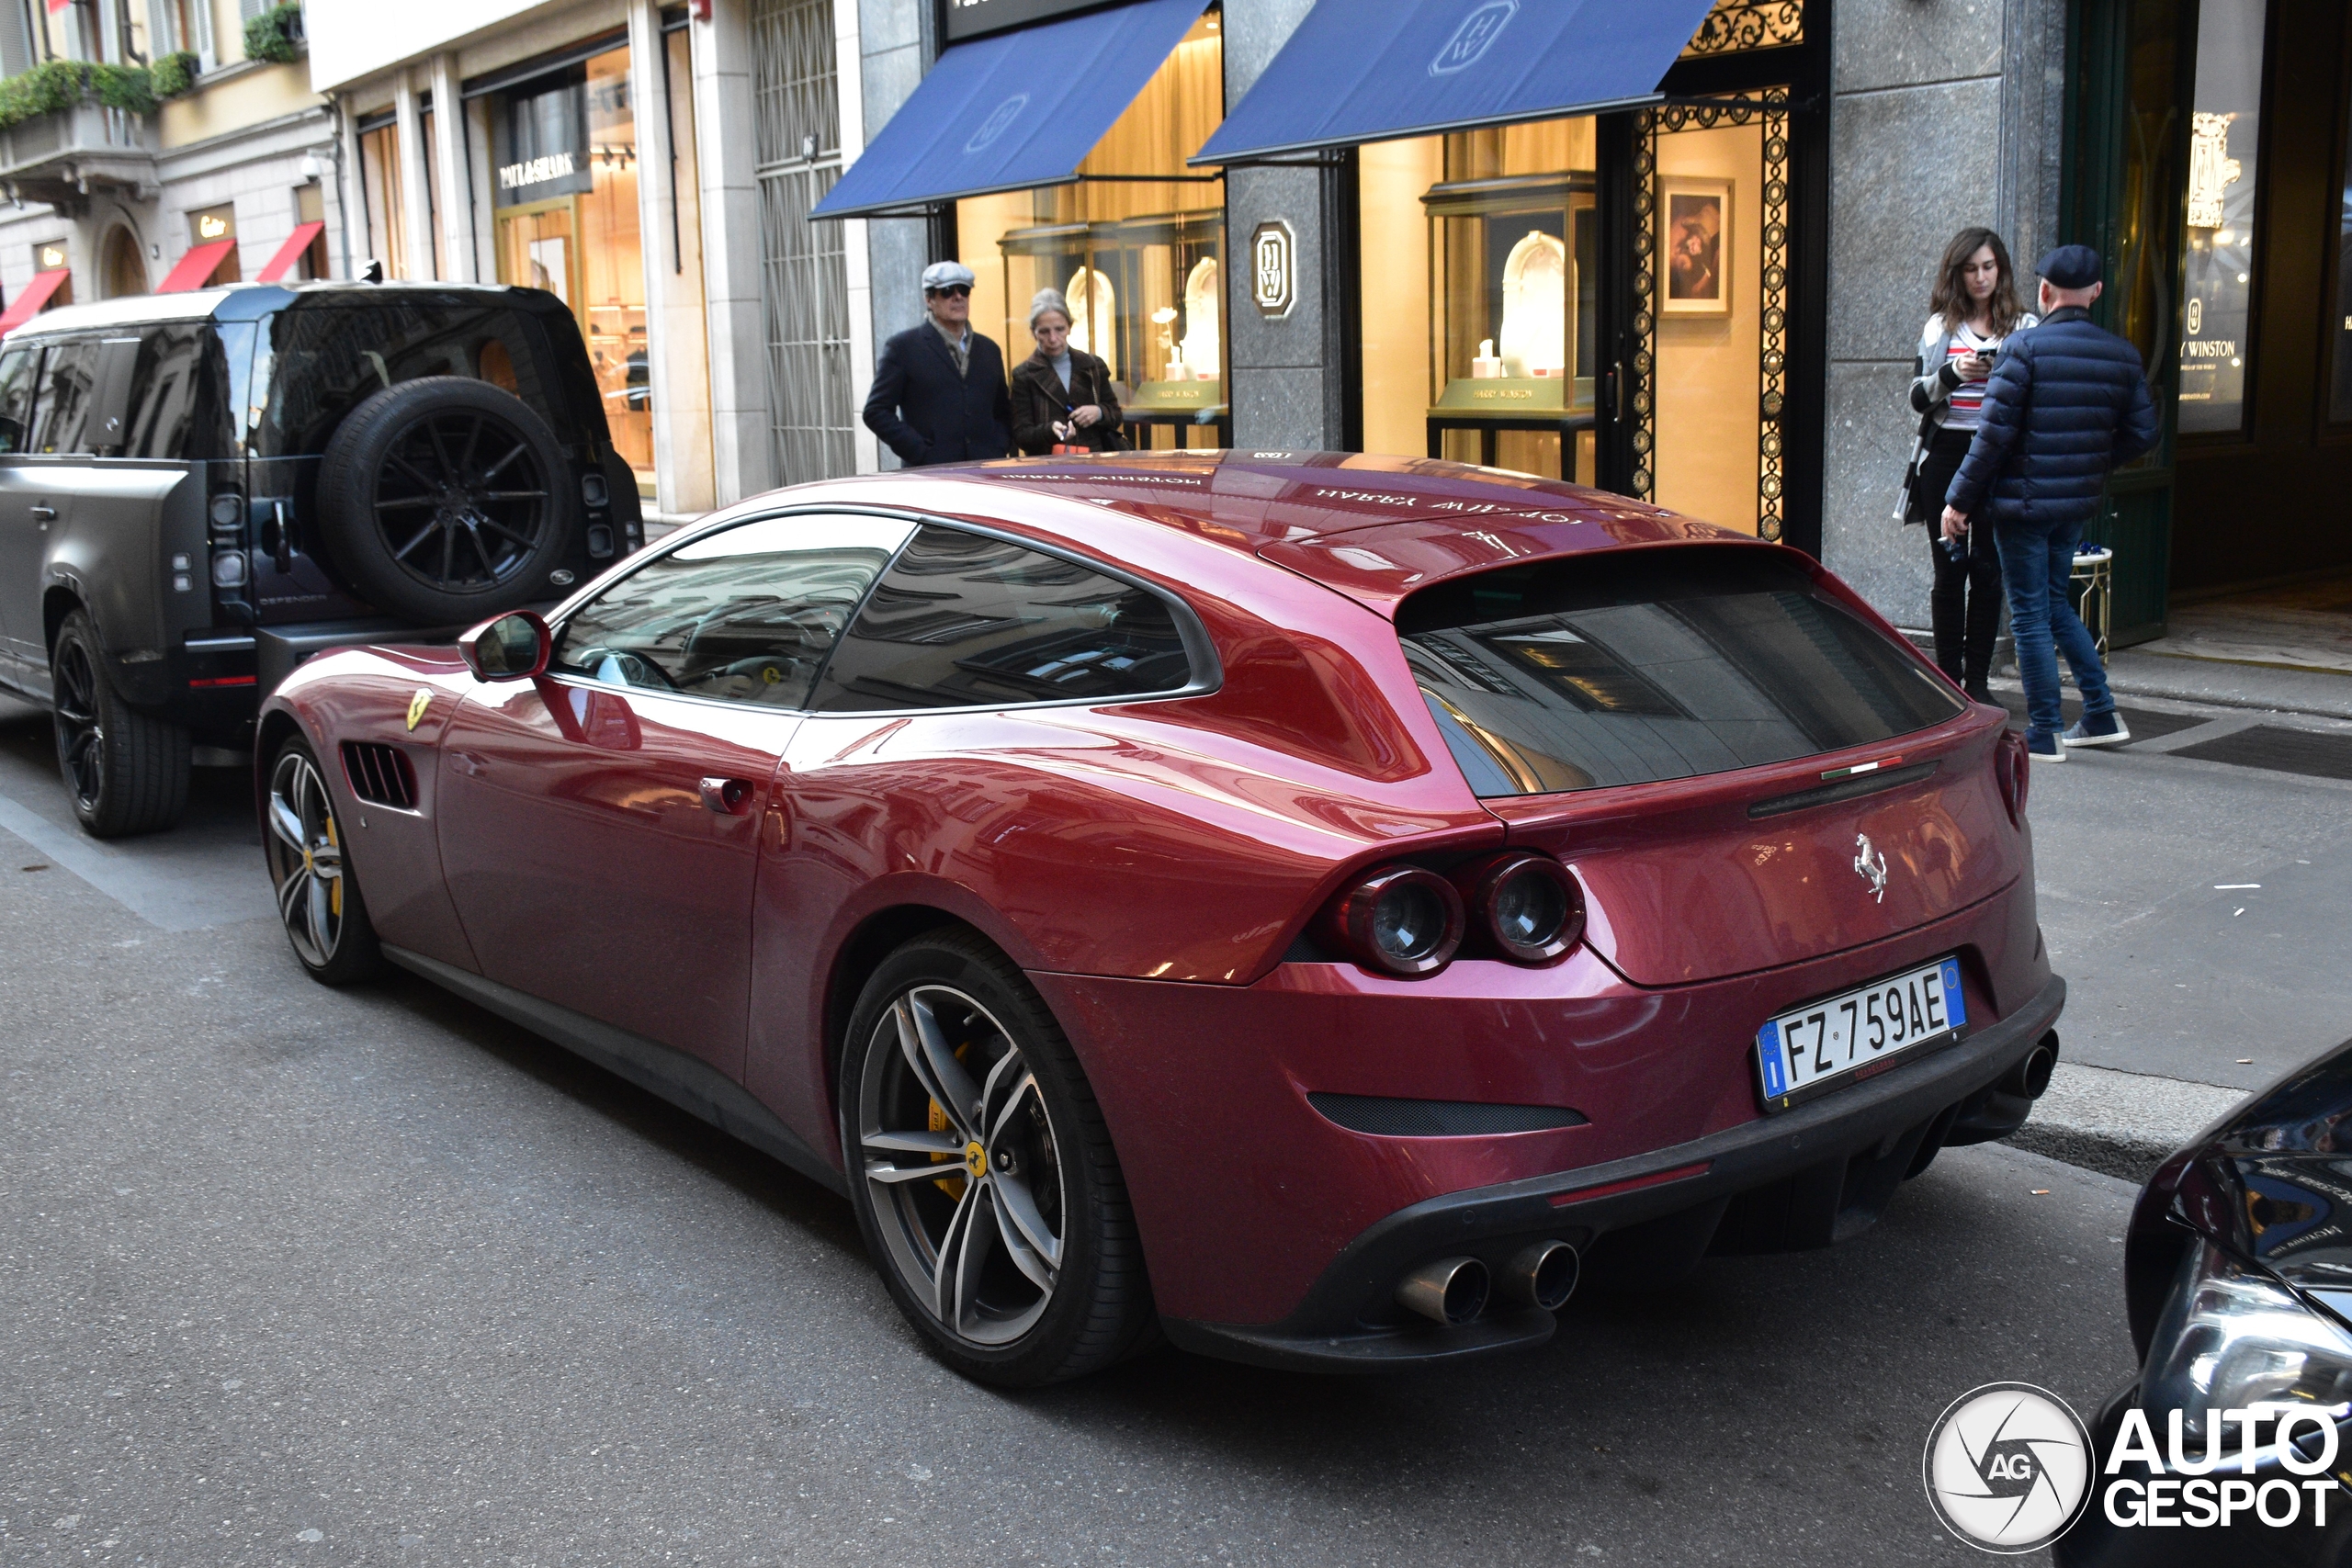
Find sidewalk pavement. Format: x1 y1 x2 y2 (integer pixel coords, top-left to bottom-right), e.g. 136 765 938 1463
1984 638 2350 1185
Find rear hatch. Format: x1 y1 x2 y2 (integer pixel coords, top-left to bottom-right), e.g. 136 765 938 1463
1394 544 2018 986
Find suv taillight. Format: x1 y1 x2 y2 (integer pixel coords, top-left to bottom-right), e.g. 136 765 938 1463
1454 852 1585 964
1315 865 1464 978
207 486 253 623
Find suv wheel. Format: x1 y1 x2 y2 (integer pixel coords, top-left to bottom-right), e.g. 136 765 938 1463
50 610 189 838
840 930 1159 1387
316 376 580 625
262 737 384 986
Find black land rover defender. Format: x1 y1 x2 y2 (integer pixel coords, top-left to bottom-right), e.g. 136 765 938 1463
0 281 643 836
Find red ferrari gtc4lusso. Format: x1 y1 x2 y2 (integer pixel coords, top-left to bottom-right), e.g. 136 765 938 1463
257 452 2060 1386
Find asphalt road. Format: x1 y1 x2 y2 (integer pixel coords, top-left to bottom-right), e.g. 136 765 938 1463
0 692 2154 1565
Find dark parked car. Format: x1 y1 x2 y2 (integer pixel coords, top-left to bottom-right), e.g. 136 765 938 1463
0 281 643 836
2060 1038 2352 1566
254 451 2064 1388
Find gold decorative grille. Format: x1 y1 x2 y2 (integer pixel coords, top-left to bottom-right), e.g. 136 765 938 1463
1629 90 1792 541
1681 0 1804 57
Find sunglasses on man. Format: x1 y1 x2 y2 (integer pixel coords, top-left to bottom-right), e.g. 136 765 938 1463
927 283 972 299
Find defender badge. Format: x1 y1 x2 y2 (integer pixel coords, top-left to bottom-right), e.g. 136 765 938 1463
1853 832 1889 904
406 688 433 732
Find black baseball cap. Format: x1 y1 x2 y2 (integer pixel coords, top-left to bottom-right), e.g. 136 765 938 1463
2036 244 2103 290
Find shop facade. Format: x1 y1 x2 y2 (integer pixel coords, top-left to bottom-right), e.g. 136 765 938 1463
839 0 2350 641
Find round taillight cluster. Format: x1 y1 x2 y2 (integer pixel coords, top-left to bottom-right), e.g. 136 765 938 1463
1461 852 1586 964
1315 852 1585 977
1317 865 1464 977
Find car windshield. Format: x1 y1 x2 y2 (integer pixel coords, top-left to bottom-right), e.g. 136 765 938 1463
1400 548 1965 797
249 299 574 458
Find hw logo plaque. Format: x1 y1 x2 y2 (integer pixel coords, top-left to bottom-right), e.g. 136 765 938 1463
1430 0 1518 76
1250 220 1295 319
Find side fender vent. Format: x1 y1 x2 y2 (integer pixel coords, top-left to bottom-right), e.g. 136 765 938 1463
1307 1093 1587 1138
341 741 418 810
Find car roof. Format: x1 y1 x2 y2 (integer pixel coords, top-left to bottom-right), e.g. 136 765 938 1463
4 278 559 341
797 452 1770 615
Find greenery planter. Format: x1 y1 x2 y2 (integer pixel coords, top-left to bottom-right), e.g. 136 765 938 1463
244 3 306 67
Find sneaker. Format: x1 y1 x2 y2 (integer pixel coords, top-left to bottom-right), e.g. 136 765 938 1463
2026 729 2067 763
2062 710 2131 748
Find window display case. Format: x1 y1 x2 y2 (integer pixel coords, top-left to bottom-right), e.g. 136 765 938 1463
1422 171 1598 472
994 210 1225 441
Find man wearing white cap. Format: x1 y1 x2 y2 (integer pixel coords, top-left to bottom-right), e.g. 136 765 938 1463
861 260 1013 467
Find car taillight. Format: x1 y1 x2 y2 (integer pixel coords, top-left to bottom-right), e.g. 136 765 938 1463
1457 852 1585 964
1317 865 1464 977
1996 730 2030 825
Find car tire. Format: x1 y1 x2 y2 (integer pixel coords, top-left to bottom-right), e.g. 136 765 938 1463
315 376 579 625
840 929 1159 1387
261 735 385 986
50 610 189 838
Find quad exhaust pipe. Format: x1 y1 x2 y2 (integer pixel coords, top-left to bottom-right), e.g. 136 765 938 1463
1396 1241 1579 1325
1396 1257 1490 1325
2001 1030 2061 1101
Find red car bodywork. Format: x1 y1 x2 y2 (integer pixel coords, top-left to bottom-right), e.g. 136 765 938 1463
258 453 2062 1368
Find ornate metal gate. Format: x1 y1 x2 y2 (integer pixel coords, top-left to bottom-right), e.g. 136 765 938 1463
752 0 855 482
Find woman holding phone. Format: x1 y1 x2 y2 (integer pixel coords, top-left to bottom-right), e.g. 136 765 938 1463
1011 288 1125 456
1896 227 2036 702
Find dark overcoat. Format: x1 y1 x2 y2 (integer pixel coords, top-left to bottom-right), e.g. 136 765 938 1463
1009 348 1125 456
862 323 1012 466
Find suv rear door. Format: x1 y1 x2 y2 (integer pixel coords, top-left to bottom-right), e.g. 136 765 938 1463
0 341 47 683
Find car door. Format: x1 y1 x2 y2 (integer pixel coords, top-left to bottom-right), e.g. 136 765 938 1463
435 510 918 1079
0 342 51 680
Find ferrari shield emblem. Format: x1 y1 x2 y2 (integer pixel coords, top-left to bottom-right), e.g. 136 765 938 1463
406 688 433 732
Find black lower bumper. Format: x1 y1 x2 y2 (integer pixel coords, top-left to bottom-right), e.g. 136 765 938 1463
1163 973 2066 1372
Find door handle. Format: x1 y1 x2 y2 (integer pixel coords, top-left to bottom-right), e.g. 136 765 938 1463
28 504 55 522
699 776 755 815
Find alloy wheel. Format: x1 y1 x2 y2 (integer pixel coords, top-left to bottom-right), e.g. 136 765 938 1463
51 635 104 808
857 986 1066 1347
265 749 346 968
371 412 551 597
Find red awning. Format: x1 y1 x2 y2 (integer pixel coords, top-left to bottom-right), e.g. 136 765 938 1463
159 238 239 293
256 221 326 283
0 269 71 336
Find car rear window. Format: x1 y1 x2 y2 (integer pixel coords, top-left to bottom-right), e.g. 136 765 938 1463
249 299 574 458
1400 548 1965 797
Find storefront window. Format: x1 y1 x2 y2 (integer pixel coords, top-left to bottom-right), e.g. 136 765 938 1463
358 120 408 278
492 46 653 491
190 203 240 286
956 10 1224 451
2177 0 2264 436
1374 122 1600 481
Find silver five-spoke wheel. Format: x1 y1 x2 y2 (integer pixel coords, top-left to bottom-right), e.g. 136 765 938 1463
265 747 350 970
857 985 1066 1348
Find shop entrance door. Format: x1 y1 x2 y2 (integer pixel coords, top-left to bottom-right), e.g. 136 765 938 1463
751 0 855 483
2064 0 2196 646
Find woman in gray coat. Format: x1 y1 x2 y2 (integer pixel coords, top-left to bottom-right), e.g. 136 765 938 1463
1896 227 2037 702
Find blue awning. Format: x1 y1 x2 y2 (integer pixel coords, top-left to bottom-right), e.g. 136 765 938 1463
1192 0 1721 166
812 0 1206 220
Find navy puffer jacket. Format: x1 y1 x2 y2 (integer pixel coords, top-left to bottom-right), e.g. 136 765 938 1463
1944 306 2159 529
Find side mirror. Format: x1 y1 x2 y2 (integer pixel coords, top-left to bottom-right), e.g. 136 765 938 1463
458 610 550 682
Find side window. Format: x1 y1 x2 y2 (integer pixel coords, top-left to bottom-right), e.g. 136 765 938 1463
30 340 98 456
808 525 1196 713
127 323 221 460
549 513 916 707
0 346 39 454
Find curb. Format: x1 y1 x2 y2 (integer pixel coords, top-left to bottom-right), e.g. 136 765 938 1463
1999 1063 2247 1186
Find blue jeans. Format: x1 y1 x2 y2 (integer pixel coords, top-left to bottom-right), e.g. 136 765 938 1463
1994 518 2113 740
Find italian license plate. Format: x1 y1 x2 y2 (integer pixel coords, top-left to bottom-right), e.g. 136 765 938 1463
1755 956 1966 1111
